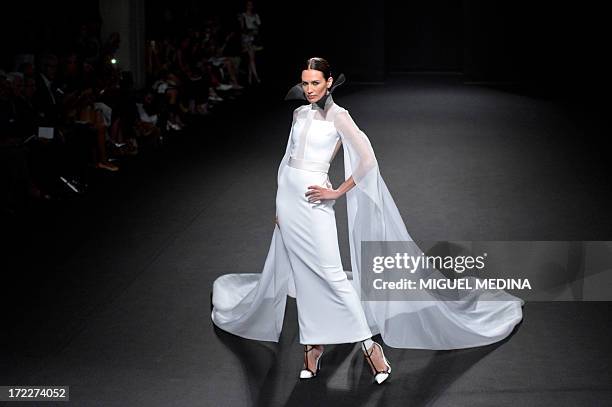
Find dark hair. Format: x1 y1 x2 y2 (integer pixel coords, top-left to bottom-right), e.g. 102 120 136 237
304 57 331 80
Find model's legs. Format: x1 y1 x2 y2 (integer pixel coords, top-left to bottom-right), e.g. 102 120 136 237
278 182 372 345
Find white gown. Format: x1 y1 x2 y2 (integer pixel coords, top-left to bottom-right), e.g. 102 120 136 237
211 92 524 349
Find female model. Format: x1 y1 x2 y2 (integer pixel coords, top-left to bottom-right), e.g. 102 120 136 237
211 57 524 385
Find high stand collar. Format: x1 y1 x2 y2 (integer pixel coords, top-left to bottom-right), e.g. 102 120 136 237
311 92 334 111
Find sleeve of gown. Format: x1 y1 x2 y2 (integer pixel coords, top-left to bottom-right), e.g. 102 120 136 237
333 108 378 182
332 107 525 351
276 107 299 217
277 107 299 181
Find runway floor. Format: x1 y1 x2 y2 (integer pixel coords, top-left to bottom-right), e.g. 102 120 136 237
2 75 611 406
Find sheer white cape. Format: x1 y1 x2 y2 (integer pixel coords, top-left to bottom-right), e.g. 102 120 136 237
211 93 524 350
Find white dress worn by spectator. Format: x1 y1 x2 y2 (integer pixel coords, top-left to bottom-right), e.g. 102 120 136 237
240 12 261 51
136 103 158 125
241 12 261 31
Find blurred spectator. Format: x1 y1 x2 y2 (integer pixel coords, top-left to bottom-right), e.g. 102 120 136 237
14 54 35 76
75 21 102 66
101 32 121 64
153 70 185 131
57 52 119 171
206 40 243 91
239 0 262 85
1 71 50 212
133 90 162 152
33 54 60 128
3 8 252 212
221 23 244 82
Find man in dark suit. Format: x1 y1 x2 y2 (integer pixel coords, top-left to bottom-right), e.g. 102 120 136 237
31 53 92 194
33 54 61 129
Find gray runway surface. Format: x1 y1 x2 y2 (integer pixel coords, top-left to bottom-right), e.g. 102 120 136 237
2 75 611 406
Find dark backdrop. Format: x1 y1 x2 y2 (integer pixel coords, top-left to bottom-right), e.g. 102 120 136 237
2 1 607 93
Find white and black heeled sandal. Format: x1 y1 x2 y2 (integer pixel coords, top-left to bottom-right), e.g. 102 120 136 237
299 345 323 379
362 341 391 384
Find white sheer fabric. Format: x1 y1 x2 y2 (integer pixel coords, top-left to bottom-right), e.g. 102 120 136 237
211 93 524 349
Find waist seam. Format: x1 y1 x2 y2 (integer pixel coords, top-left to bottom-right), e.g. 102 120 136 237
288 157 330 174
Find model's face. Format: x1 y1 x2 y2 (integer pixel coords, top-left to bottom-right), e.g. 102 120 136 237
301 69 332 103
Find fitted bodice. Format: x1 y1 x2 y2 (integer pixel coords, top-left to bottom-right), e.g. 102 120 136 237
289 109 341 165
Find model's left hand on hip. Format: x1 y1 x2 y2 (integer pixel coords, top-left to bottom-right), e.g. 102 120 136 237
306 185 340 202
